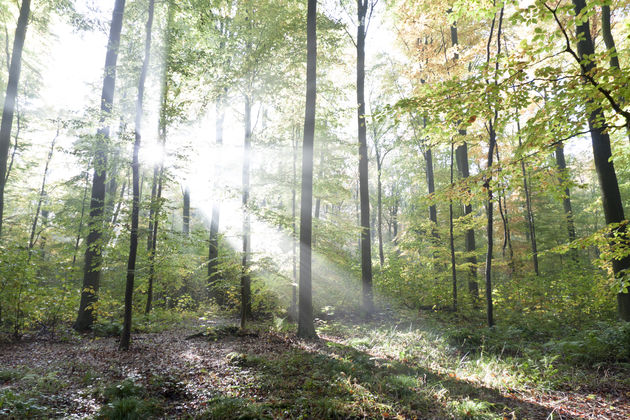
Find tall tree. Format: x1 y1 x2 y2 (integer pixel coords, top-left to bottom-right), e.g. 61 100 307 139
555 142 577 243
484 5 504 328
297 0 317 339
570 0 630 320
450 21 478 301
120 0 154 352
28 124 59 260
357 0 374 315
182 186 190 235
74 0 126 332
208 95 225 298
0 0 30 237
240 94 253 328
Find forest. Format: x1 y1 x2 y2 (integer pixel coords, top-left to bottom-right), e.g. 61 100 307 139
1 0 630 418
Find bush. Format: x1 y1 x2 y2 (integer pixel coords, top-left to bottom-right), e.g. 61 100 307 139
546 321 630 365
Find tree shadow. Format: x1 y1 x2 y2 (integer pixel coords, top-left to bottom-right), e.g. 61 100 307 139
187 331 576 419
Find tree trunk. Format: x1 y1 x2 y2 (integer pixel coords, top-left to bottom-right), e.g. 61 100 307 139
145 2 173 315
297 0 317 338
145 163 163 315
208 96 225 298
73 163 91 268
28 126 58 261
573 0 630 320
289 131 298 321
147 166 158 250
120 0 154 351
485 124 496 328
74 0 126 332
484 6 503 328
449 144 457 311
424 148 438 236
555 143 577 243
182 186 190 235
357 0 373 315
517 132 539 275
241 95 253 328
451 21 478 301
4 97 20 185
0 0 30 237
377 159 384 266
494 146 515 273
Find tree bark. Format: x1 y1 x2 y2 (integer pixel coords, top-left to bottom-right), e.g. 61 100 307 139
484 6 504 328
208 96 225 298
240 95 253 329
555 143 577 243
449 144 457 311
182 186 190 235
289 130 298 321
73 162 91 268
357 0 374 315
28 126 58 261
573 0 630 320
297 0 318 338
376 157 384 266
517 131 539 275
0 0 30 237
424 148 438 236
494 146 515 273
451 21 478 301
74 0 126 332
120 0 154 351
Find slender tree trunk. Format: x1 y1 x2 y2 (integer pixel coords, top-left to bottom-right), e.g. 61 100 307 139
555 143 577 243
147 166 158 250
145 2 173 314
73 163 91 268
74 0 126 332
517 132 539 275
110 179 126 228
357 0 373 315
573 0 630 320
182 186 190 235
120 0 154 351
451 20 478 301
4 98 20 185
208 96 224 297
449 144 457 311
494 146 515 273
377 159 384 266
485 125 496 328
484 6 504 328
297 0 318 338
424 148 438 236
314 148 324 220
0 0 30 237
145 163 162 314
28 127 58 261
289 131 298 321
241 95 253 328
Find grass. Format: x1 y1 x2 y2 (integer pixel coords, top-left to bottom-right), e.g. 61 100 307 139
0 309 628 418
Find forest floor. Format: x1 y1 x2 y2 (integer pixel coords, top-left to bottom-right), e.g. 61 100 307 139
0 312 629 419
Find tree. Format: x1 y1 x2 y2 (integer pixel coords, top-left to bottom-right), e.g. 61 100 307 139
356 0 375 315
74 0 126 332
182 186 190 235
570 0 630 320
297 0 317 339
483 4 504 328
450 20 478 301
120 0 155 352
0 0 30 237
